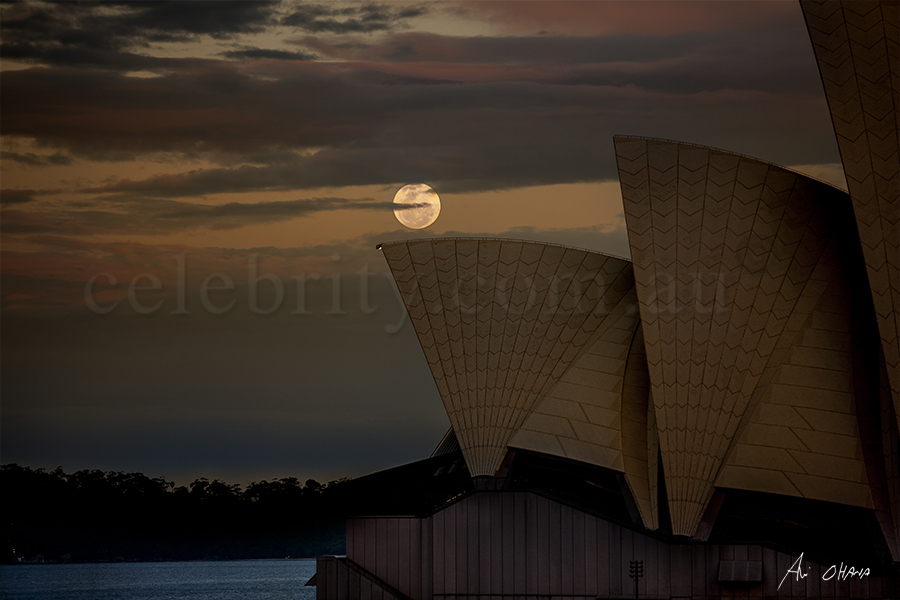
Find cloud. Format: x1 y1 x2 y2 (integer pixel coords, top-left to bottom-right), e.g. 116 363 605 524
0 2 426 70
0 2 835 197
2 63 384 155
1 151 74 167
0 1 281 68
119 1 281 37
448 1 797 36
296 27 818 94
0 42 147 70
54 77 834 197
2 58 835 198
220 47 318 62
282 3 428 34
1 190 38 205
303 31 716 64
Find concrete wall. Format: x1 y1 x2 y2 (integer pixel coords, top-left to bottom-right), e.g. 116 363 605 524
332 491 900 599
315 555 408 600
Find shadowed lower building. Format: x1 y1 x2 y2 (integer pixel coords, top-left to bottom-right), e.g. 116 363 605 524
313 3 899 598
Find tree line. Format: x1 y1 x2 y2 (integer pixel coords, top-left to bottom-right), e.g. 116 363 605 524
1 463 354 563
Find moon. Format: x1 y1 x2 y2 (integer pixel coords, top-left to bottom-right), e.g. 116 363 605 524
393 183 441 229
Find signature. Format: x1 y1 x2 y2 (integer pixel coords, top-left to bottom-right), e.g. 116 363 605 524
778 553 871 591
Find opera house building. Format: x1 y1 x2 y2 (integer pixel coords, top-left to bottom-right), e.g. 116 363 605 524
314 2 899 598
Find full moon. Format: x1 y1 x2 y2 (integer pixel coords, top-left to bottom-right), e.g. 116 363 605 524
393 183 441 229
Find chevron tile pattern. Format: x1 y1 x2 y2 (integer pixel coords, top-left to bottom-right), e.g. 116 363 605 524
718 238 874 510
615 137 852 536
507 282 660 529
508 285 639 470
802 1 900 439
381 239 633 477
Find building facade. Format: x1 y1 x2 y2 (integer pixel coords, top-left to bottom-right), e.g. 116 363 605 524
314 2 899 598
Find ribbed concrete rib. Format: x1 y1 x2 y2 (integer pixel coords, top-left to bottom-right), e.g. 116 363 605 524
382 238 632 477
615 136 852 536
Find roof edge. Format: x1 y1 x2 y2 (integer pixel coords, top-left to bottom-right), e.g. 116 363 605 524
376 236 631 263
612 134 848 194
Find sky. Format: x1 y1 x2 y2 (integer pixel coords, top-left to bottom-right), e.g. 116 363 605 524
0 0 849 487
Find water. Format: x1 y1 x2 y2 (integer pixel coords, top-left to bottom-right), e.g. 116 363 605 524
0 559 317 600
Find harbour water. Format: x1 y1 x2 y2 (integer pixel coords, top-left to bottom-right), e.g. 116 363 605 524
0 559 317 600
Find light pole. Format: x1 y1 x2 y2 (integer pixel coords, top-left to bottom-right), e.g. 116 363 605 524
628 559 644 599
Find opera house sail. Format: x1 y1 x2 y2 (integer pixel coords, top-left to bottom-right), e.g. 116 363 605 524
313 2 899 598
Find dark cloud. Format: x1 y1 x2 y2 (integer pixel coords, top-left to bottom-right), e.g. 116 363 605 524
441 1 798 37
118 1 281 38
309 31 718 64
2 64 384 155
1 151 74 167
299 27 819 94
2 48 836 196
0 3 834 196
0 40 193 70
0 190 38 205
221 47 318 61
77 130 616 197
282 3 428 34
0 1 280 68
57 71 835 197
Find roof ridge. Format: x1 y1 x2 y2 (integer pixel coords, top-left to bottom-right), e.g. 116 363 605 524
377 236 631 263
612 135 848 193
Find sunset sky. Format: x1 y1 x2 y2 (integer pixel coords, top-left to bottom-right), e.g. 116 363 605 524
1 1 849 486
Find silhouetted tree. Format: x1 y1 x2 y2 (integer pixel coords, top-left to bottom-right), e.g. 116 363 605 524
1 464 349 563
